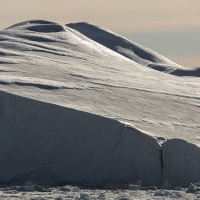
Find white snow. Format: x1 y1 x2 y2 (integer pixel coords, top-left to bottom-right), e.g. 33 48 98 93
66 22 179 66
0 20 200 188
67 22 200 77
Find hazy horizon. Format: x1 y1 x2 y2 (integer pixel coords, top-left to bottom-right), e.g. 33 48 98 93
0 0 199 67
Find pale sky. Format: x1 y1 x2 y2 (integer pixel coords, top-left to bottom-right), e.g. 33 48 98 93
0 0 199 67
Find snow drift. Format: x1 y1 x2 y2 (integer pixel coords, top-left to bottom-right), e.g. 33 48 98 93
0 20 200 187
67 22 200 76
66 22 178 67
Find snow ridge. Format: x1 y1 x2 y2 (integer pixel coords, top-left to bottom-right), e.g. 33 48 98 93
67 22 200 76
66 22 180 67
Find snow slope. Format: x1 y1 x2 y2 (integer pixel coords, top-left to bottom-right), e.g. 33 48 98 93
67 22 200 76
0 20 200 187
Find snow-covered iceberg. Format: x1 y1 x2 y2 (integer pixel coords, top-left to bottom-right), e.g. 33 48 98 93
0 20 200 187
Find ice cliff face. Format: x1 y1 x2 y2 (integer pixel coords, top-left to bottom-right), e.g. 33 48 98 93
0 91 162 186
0 20 200 187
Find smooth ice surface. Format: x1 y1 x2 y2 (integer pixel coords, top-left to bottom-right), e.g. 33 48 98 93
0 90 162 186
163 139 200 187
0 20 200 187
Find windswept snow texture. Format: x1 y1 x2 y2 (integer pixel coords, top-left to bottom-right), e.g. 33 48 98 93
0 20 200 187
67 22 200 76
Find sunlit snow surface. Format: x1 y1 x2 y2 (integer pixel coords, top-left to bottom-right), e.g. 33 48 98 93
0 20 200 189
1 20 200 144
